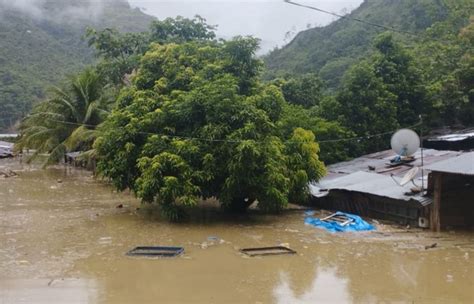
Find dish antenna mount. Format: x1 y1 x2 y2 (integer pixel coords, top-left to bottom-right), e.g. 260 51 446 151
390 129 422 190
391 128 420 158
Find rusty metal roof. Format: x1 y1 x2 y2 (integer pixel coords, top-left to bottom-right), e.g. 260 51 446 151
324 149 462 182
426 128 474 142
425 152 474 176
310 171 432 206
310 148 473 205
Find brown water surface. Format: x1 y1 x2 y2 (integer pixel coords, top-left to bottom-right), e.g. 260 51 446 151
1 159 473 303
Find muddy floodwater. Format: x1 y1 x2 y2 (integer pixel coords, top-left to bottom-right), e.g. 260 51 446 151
1 159 473 304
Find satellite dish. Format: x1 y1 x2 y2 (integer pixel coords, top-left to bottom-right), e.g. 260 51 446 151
400 167 419 186
391 129 420 157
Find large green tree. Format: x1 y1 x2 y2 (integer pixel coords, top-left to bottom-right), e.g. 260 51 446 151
279 73 324 108
95 38 326 219
86 15 217 86
372 33 428 125
332 61 399 153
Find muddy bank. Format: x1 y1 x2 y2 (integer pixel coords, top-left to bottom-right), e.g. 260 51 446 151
1 159 473 303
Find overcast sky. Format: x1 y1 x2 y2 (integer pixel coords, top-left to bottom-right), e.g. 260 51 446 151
129 0 364 54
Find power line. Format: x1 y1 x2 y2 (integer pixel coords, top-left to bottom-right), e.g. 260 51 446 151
43 118 421 145
284 0 422 38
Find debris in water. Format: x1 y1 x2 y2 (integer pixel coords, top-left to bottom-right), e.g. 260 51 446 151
240 246 296 257
57 179 62 183
126 246 184 258
0 169 18 178
305 211 375 233
425 243 438 250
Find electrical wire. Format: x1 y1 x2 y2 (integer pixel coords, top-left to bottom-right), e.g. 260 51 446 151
42 118 421 145
283 0 466 46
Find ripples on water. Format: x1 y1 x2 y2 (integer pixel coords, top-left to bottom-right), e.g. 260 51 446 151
1 159 473 303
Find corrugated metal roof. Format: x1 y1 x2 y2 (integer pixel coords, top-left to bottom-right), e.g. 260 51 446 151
425 152 474 175
0 141 14 157
325 149 462 182
0 141 14 148
426 128 474 142
310 171 432 206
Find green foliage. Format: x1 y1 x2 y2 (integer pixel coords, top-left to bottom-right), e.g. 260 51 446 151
372 33 428 125
16 68 111 165
264 0 462 89
278 104 355 164
278 73 324 108
416 11 474 126
86 28 150 85
150 15 216 44
334 61 399 153
265 0 472 134
86 15 217 85
95 39 326 218
0 0 155 132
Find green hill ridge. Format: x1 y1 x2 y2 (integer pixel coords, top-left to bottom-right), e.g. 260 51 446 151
0 0 155 131
264 0 467 87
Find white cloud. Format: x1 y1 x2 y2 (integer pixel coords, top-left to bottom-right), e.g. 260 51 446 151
129 0 364 54
0 0 107 22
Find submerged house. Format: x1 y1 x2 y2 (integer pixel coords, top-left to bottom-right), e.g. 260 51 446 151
424 128 474 151
0 141 14 158
310 149 474 230
426 152 474 231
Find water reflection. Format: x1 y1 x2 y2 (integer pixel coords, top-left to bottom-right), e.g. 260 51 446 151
1 158 473 304
274 267 351 304
0 279 98 304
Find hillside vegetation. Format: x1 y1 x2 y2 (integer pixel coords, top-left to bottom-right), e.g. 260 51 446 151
264 0 469 88
0 0 155 131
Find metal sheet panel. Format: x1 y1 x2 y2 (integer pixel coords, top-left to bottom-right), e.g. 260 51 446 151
311 171 431 206
425 152 474 175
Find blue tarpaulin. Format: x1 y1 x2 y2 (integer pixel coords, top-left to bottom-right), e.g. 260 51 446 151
304 211 375 233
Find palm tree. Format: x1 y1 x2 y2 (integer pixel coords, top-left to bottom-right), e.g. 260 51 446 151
16 68 111 166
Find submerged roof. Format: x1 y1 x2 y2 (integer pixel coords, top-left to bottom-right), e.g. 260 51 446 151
310 148 472 205
310 171 432 206
425 152 474 176
324 148 462 182
0 141 14 148
426 128 474 142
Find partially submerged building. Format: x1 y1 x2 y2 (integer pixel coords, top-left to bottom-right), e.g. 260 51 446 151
310 149 473 230
424 128 474 151
426 152 474 231
0 141 14 158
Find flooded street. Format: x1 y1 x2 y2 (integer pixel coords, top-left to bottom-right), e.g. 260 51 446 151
1 158 473 304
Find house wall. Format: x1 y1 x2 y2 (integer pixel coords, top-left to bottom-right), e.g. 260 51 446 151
435 173 474 228
311 191 424 227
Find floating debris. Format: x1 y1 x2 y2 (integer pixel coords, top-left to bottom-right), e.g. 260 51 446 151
240 246 296 257
425 243 438 250
126 246 184 258
305 211 375 233
0 169 18 178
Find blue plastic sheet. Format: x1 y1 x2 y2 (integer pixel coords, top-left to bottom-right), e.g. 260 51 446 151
305 211 375 233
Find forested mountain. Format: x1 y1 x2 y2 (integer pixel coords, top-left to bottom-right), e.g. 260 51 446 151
0 0 155 131
264 0 469 88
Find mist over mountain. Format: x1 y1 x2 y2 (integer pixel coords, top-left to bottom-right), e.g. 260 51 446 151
0 0 155 131
0 0 106 21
